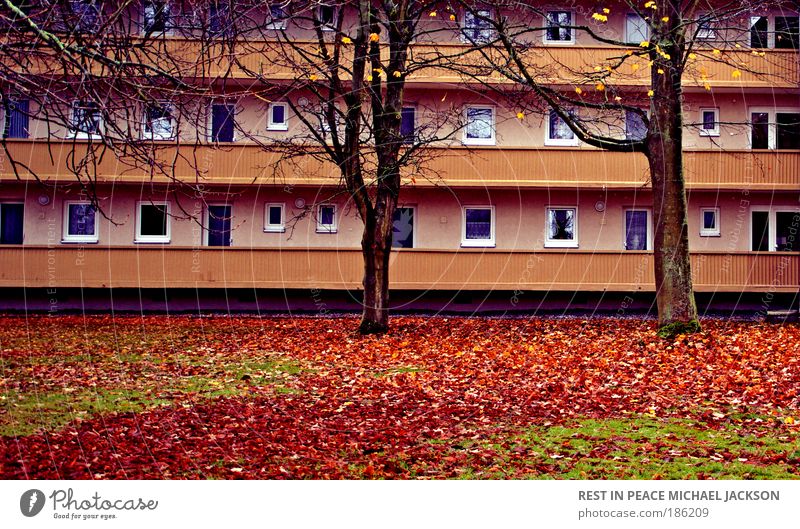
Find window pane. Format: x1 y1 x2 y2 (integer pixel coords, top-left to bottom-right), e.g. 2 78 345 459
625 210 647 250
70 0 100 32
751 112 769 148
549 110 574 140
463 10 493 42
548 209 575 240
465 208 491 240
751 211 769 251
68 203 96 236
268 205 282 226
466 108 492 139
392 207 414 248
776 112 800 149
140 205 167 236
400 107 415 143
319 5 335 26
776 212 799 251
271 104 285 125
625 110 647 140
211 104 234 142
144 1 169 32
703 210 716 230
702 110 716 130
146 105 173 137
775 16 799 50
625 14 648 43
750 16 769 48
320 206 334 225
0 203 24 244
546 11 571 41
72 101 100 134
207 205 231 247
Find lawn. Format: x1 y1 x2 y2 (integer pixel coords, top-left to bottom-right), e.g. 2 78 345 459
1 315 798 479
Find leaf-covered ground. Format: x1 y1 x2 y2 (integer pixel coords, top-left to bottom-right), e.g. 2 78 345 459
1 315 798 479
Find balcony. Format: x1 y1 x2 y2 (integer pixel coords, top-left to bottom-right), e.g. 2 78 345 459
2 141 798 190
0 247 796 293
21 39 800 88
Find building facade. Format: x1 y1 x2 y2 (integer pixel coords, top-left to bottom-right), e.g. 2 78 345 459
0 1 798 312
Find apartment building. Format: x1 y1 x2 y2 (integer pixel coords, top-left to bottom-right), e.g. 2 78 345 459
0 1 797 312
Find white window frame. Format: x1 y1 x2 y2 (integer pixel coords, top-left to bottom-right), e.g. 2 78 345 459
62 200 99 243
135 201 171 243
750 206 800 251
317 3 337 31
463 105 495 146
142 102 175 141
392 205 416 249
622 208 651 250
461 205 495 248
208 102 236 142
267 102 289 131
543 10 575 45
625 13 650 44
264 202 286 232
699 207 721 237
265 4 288 30
748 106 800 149
699 107 720 137
316 204 337 233
544 206 578 248
545 109 579 146
69 100 102 139
141 0 172 35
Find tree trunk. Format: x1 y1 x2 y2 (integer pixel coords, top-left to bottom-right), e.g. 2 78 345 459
358 204 394 334
648 45 700 338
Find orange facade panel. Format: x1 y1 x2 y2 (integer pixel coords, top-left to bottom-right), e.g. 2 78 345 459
2 141 798 189
0 247 796 293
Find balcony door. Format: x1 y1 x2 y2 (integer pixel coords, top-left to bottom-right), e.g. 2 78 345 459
207 205 232 247
0 203 24 244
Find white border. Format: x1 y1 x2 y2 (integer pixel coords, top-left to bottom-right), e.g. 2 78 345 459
62 200 99 243
135 201 171 243
461 205 495 248
544 206 578 248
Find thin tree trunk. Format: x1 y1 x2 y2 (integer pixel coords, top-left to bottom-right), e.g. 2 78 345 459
648 38 700 338
359 198 395 334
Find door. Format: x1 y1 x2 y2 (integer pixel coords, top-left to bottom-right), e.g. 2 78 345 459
207 205 231 247
392 207 414 248
0 203 24 244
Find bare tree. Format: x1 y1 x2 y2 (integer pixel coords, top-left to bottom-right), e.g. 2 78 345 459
447 0 797 337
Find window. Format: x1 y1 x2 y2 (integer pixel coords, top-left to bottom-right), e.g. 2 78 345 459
392 207 415 248
625 110 647 141
136 202 170 243
142 1 170 34
3 99 29 139
463 106 494 145
70 100 102 138
461 206 495 247
318 4 337 30
206 204 232 246
700 207 720 237
544 11 573 44
209 1 230 36
316 204 337 233
266 4 288 30
624 209 649 250
750 108 800 149
462 9 494 43
143 102 174 140
699 108 719 137
545 207 577 248
696 13 716 40
62 201 99 243
0 203 24 244
751 208 800 251
546 109 578 146
210 103 235 142
750 16 769 48
775 16 799 49
267 102 288 131
625 14 649 43
400 106 415 143
68 0 100 32
264 203 285 232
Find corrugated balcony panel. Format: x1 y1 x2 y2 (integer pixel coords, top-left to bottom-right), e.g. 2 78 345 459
2 142 799 189
2 247 797 293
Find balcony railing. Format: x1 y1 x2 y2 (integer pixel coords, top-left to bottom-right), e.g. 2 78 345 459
0 247 797 293
21 39 800 88
2 141 798 190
